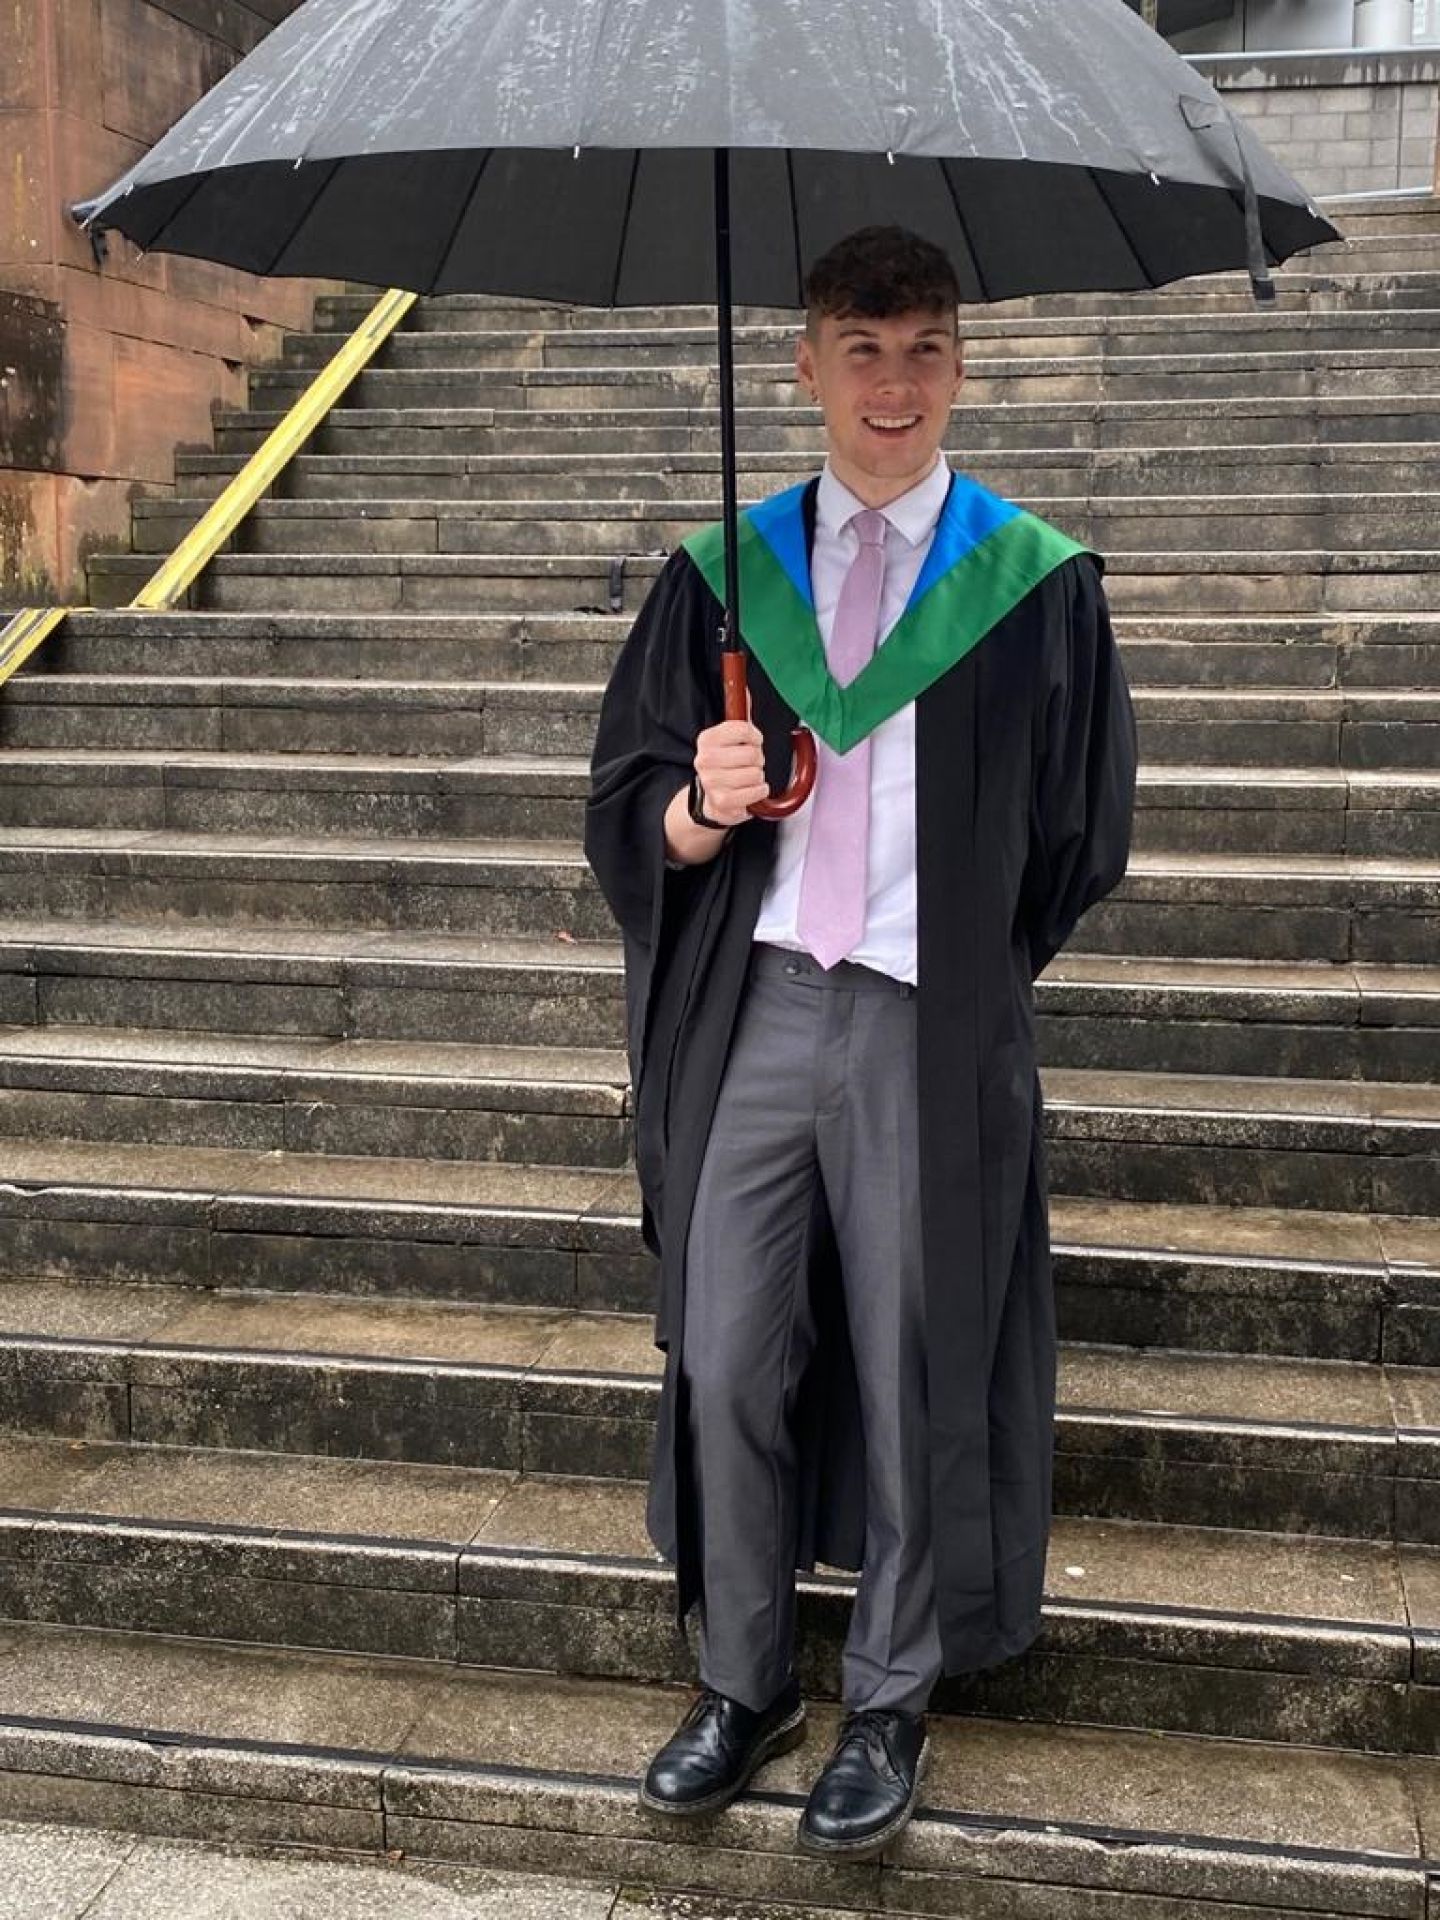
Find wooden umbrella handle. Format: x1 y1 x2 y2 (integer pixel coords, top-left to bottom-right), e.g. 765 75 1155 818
722 652 817 821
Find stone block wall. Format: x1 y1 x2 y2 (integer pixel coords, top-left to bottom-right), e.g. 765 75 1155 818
0 0 333 609
1192 48 1440 196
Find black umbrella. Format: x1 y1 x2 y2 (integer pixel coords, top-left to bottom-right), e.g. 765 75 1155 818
74 0 1340 816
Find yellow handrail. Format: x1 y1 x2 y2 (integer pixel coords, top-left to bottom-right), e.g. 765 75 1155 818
0 284 419 686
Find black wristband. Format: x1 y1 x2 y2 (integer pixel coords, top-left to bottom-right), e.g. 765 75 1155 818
688 774 733 833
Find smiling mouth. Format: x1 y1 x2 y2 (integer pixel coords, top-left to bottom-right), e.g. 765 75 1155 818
864 415 921 434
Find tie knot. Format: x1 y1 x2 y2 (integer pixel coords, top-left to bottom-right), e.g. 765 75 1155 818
851 508 888 551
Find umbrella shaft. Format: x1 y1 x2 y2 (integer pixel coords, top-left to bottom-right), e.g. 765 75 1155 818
714 149 743 655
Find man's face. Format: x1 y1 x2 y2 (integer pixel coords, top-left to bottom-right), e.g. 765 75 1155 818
795 307 965 505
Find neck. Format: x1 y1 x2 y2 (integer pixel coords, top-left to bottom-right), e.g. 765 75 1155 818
827 449 941 510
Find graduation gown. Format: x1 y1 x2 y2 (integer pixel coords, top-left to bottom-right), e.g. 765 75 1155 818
584 472 1138 1675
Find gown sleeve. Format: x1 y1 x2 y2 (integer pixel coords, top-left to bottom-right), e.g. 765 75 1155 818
583 549 728 1089
1020 556 1139 981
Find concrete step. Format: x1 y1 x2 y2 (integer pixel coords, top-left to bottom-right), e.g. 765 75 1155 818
0 1024 631 1168
0 826 1433 959
2 919 1439 1084
0 1621 1424 1917
128 489 1440 559
283 308 1440 372
0 675 599 758
5 676 1440 772
307 256 1440 334
43 608 1440 691
4 746 1440 857
0 1431 1427 1752
0 1817 630 1917
0 1016 1434 1212
209 394 1440 458
4 1136 1434 1363
82 546 1440 618
171 439 1440 503
0 1271 1432 1541
246 350 1440 416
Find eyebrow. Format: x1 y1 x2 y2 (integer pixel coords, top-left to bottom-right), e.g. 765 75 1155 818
834 325 955 340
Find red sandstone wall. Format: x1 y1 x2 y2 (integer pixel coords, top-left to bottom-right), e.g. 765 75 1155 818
1 0 331 606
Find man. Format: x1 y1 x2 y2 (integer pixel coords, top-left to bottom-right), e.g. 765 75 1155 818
584 226 1137 1860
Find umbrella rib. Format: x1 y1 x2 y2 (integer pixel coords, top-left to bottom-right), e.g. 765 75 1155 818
428 149 495 296
609 152 642 308
1085 166 1159 291
261 158 343 278
938 160 990 305
134 165 214 256
785 151 805 309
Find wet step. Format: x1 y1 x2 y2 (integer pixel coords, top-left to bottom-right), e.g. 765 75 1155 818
246 349 1440 415
308 248 1440 329
0 677 600 758
0 1620 1426 1917
174 437 1440 503
83 546 1440 618
3 1135 1436 1363
209 393 1440 458
0 1025 632 1168
9 677 1440 772
284 308 1440 370
0 1821 629 1920
5 748 1440 858
129 489 1440 559
3 919 1440 1084
2 1028 1437 1210
0 748 596 841
0 1433 1428 1752
0 1272 1433 1541
0 826 1434 961
44 607 1440 691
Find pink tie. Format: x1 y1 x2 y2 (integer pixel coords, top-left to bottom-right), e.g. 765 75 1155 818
796 508 888 971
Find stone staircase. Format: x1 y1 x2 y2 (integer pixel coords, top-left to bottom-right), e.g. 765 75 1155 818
0 197 1438 1913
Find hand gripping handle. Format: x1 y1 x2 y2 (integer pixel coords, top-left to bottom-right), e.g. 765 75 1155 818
722 652 817 821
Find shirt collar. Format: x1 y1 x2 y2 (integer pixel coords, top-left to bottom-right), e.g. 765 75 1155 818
816 451 951 550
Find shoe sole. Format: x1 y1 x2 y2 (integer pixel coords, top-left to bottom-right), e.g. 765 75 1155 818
795 1732 932 1861
637 1704 808 1818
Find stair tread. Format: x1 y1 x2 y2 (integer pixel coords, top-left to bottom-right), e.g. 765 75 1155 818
0 1021 625 1087
3 821 1440 878
141 487 1440 512
0 1431 1419 1635
1 1021 1438 1127
0 1619 1423 1870
7 745 1440 798
0 916 623 970
3 1133 1435 1274
6 915 1437 996
0 1271 1428 1434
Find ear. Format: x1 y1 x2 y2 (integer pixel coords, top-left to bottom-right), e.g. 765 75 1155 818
795 331 816 391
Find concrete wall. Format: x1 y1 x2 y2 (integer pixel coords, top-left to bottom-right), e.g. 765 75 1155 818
1171 0 1440 49
1190 47 1440 194
0 0 330 609
1172 1 1355 53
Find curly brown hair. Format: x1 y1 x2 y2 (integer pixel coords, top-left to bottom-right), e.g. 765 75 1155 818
804 227 960 334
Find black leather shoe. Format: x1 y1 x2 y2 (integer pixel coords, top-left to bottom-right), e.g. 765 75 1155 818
797 1708 929 1858
639 1678 806 1816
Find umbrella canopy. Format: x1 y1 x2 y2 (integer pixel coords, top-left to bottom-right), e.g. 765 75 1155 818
75 0 1338 305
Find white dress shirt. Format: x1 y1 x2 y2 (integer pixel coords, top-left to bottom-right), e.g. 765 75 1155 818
752 452 951 986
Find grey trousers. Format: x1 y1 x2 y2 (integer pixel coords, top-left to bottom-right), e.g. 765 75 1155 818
681 943 944 1717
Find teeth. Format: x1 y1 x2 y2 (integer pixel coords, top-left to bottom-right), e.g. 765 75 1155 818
867 416 919 431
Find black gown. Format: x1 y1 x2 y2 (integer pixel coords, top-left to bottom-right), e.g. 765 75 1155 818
584 479 1138 1675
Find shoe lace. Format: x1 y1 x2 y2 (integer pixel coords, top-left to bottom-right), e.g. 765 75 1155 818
836 1708 903 1761
682 1686 728 1728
